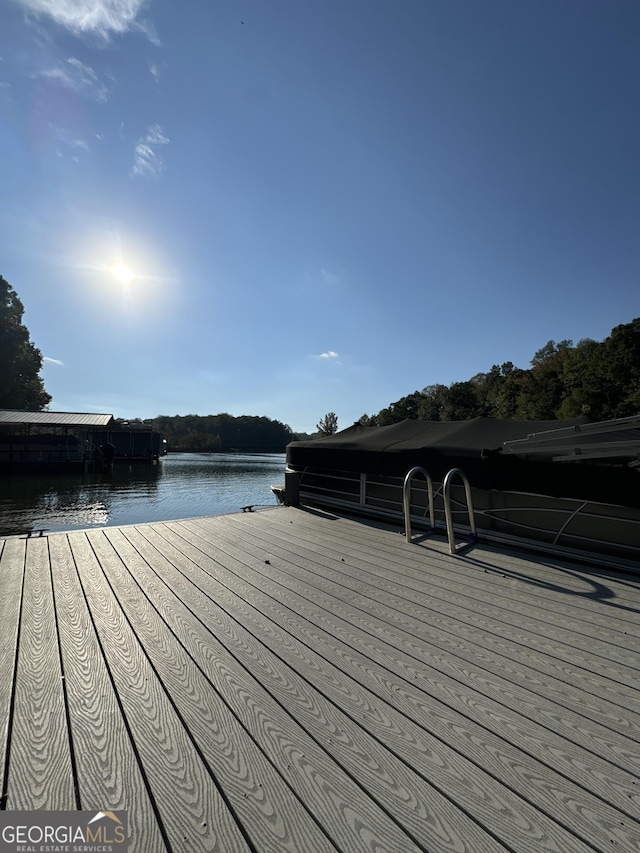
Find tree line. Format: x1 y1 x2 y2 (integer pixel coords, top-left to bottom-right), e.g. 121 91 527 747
2 274 638 439
149 413 296 452
359 318 640 427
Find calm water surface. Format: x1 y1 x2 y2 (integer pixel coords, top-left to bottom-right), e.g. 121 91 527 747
0 453 286 537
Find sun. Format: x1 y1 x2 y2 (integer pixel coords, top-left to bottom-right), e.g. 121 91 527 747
109 263 135 285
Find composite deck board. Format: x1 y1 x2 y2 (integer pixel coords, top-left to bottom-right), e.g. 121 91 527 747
0 506 637 852
92 526 345 853
48 534 168 852
253 516 640 765
121 523 502 853
268 509 640 643
176 516 640 851
0 538 26 807
67 530 252 853
241 511 640 692
331 522 640 658
6 535 76 809
219 513 640 734
170 516 640 828
227 511 640 722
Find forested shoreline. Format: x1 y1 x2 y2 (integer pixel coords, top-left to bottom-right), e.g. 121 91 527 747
135 317 640 452
147 413 297 453
359 317 640 427
3 272 638 446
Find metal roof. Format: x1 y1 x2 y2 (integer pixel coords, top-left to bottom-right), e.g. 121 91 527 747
0 410 114 427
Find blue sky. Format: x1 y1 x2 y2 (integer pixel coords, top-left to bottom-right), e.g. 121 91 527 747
1 1 638 434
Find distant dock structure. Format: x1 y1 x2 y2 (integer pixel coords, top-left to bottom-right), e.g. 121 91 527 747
0 410 165 473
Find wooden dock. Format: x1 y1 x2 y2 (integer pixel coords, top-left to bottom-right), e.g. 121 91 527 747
0 505 639 852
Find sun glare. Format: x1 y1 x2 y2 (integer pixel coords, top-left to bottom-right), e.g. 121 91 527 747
109 263 135 285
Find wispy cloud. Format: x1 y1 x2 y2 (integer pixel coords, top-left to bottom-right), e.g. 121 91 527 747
38 57 109 100
320 268 340 285
43 356 64 366
131 124 169 177
319 351 339 359
14 0 156 42
46 125 92 160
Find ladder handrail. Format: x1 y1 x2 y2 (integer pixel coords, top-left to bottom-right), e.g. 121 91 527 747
403 466 435 543
443 467 477 554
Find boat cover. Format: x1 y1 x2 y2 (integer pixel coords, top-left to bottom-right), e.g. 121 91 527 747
287 416 640 507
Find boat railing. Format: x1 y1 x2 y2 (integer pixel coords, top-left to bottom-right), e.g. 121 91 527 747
288 463 640 569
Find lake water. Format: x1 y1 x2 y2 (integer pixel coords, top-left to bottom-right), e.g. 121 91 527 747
0 453 287 537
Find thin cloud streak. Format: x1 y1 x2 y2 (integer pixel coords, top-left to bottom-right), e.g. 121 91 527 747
131 124 169 177
14 0 154 42
320 268 340 285
37 57 109 101
43 356 64 366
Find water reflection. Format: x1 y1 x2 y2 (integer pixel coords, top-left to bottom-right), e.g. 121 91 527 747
0 453 286 536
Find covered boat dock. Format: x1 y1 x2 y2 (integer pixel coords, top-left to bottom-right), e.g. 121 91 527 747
0 410 164 472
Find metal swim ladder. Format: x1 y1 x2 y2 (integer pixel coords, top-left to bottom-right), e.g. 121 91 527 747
443 467 477 554
402 467 435 543
403 466 477 555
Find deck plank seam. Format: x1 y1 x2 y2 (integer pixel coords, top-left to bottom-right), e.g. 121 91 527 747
48 536 82 809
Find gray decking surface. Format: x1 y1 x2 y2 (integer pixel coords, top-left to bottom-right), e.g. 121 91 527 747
0 505 638 852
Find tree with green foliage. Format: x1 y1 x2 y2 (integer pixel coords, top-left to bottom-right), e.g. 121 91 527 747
470 363 521 418
555 339 601 418
441 381 480 421
357 413 377 426
517 339 574 419
0 275 51 410
417 384 449 421
376 392 423 425
316 412 339 436
596 318 640 418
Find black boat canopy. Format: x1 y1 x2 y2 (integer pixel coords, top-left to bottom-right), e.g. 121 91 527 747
287 416 589 474
287 415 640 507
